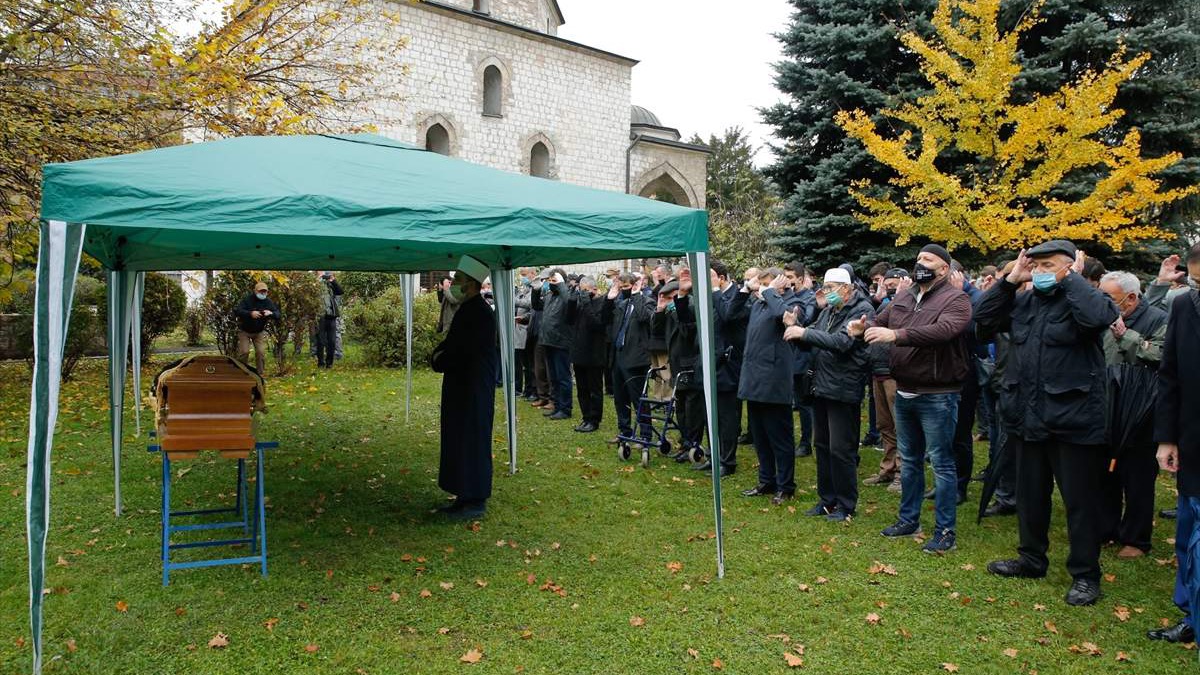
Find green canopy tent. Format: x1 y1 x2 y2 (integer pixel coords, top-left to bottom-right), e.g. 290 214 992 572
27 133 726 673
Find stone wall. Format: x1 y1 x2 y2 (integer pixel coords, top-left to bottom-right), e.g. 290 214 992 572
371 0 632 192
629 142 708 210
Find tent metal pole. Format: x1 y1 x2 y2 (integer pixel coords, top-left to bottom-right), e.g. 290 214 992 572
131 272 144 436
688 251 725 579
403 273 414 424
490 268 518 475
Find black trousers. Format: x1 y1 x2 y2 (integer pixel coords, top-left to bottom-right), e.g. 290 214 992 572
613 360 649 437
953 374 980 496
676 388 706 448
813 397 861 515
991 426 1017 507
1016 439 1106 582
748 401 795 494
1099 443 1158 552
516 346 534 396
574 364 605 426
315 316 337 367
717 391 740 470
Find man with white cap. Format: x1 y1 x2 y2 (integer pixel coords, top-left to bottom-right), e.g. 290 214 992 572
848 244 972 552
431 254 498 520
785 267 874 520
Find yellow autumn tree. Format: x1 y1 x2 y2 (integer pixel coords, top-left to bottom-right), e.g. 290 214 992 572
834 0 1198 253
0 0 406 302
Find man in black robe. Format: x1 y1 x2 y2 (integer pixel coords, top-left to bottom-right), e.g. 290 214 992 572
431 255 498 520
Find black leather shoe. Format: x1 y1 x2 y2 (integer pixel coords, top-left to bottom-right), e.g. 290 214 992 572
804 504 831 517
1148 620 1195 643
691 462 712 471
771 491 794 505
573 422 598 433
986 559 1046 579
983 502 1017 517
1161 508 1178 520
741 484 774 497
436 499 464 514
1065 578 1102 606
548 411 571 420
446 500 486 521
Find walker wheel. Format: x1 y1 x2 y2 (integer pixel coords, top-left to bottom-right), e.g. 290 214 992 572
689 446 706 464
658 439 673 456
617 443 632 461
640 448 651 468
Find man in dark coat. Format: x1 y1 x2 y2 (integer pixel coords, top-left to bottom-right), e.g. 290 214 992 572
786 267 874 520
532 269 572 420
652 277 703 462
1098 270 1168 559
314 272 343 369
604 273 654 441
690 260 750 476
975 240 1118 606
784 262 818 457
739 268 803 505
567 276 607 433
431 255 498 520
234 280 281 375
1149 243 1200 643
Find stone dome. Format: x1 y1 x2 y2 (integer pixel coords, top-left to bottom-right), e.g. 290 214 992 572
630 105 662 127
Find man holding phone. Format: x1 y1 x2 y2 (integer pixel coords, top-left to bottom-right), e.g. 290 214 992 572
234 280 281 375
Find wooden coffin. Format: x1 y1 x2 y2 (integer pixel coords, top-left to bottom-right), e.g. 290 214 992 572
156 356 260 460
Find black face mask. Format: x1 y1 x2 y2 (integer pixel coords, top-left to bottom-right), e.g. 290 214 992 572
620 288 632 299
886 287 898 298
913 264 937 284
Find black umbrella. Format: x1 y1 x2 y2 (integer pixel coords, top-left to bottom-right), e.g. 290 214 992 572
976 431 1014 524
1105 363 1158 473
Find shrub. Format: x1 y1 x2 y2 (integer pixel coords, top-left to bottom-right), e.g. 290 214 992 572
183 304 206 346
8 271 107 381
346 287 440 368
337 271 400 305
264 271 322 374
139 272 186 357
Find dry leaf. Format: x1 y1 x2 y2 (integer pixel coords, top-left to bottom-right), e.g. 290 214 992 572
419 589 432 598
687 648 700 659
1044 621 1058 634
960 563 976 571
304 644 319 653
437 627 451 635
630 616 646 627
815 576 829 584
439 582 455 591
174 607 186 617
797 584 811 593
866 613 882 625
526 573 537 585
460 648 483 664
207 633 229 649
1115 651 1131 662
264 618 279 631
389 592 401 603
941 663 959 673
712 658 724 670
65 638 77 653
1033 603 1047 612
1003 648 1018 658
519 629 533 640
666 561 683 574
56 556 69 567
475 579 488 588
1114 606 1131 622
784 651 804 667
400 554 413 562
1104 573 1117 583
868 561 898 576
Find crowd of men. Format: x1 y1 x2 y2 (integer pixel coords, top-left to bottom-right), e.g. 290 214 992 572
440 241 1200 641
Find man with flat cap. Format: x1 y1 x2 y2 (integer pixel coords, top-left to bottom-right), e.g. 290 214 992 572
975 240 1118 606
431 255 498 520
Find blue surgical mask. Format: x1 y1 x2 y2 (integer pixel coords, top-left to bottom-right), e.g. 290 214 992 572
666 301 676 313
520 277 531 287
542 281 550 292
1031 272 1058 292
825 291 843 308
256 292 267 301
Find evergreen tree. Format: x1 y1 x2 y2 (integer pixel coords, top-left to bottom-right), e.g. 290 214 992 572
766 0 1200 273
689 128 783 272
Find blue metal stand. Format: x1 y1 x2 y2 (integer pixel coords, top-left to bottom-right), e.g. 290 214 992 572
148 434 277 585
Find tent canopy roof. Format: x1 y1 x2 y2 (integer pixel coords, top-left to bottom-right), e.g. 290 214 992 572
40 134 708 272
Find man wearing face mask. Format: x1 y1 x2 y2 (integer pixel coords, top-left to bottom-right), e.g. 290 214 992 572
567 276 607 433
234 281 281 375
862 269 910 491
605 273 655 441
514 268 538 399
975 240 1118 606
1097 271 1168 559
848 245 971 550
532 268 572 420
431 255 498 520
785 268 875 520
314 271 343 369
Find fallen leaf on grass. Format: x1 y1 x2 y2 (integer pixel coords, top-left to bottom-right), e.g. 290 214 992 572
115 601 128 613
865 613 881 625
687 648 699 659
460 648 483 664
65 638 77 653
437 627 451 635
867 561 898 576
1115 651 1131 662
56 556 69 567
1003 648 1018 658
1068 642 1102 656
960 563 975 571
419 589 432 598
630 616 646 627
941 663 959 673
389 592 401 602
666 561 683 574
712 658 724 670
784 651 804 667
264 618 279 631
1044 621 1058 634
1104 573 1117 583
1033 603 1047 611
797 584 811 592
815 577 829 585
208 633 229 649
1114 606 1131 622
475 579 488 588
304 644 319 653
519 630 533 640
440 582 455 591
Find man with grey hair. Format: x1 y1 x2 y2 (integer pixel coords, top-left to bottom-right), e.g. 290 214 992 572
1098 269 1168 559
567 275 607 433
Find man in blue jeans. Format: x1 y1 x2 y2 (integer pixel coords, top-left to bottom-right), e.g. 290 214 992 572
849 244 972 553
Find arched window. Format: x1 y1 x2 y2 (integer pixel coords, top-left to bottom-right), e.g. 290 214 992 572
425 123 450 155
482 65 503 117
530 142 550 178
473 0 490 13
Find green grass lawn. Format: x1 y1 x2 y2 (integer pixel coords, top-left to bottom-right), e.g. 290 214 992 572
0 352 1194 674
